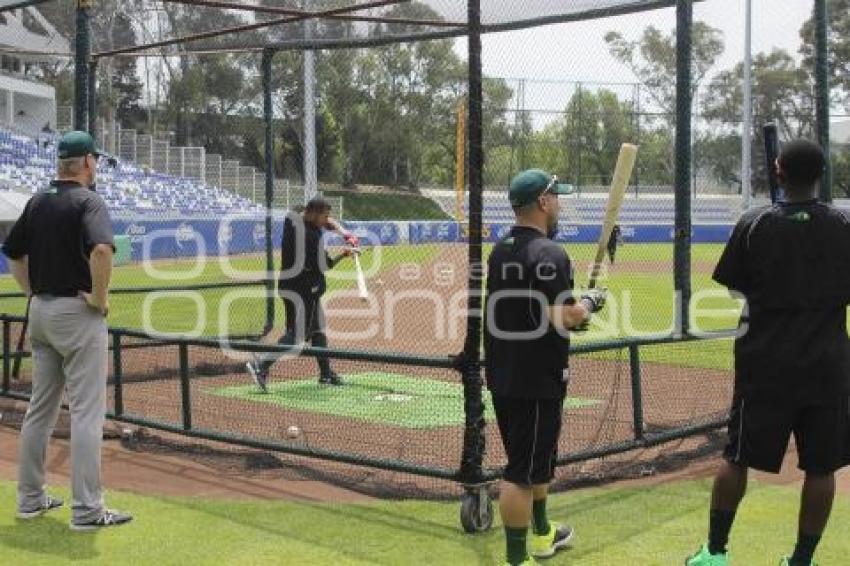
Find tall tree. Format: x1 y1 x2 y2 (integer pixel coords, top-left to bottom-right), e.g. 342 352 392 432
604 23 724 119
832 149 850 197
37 1 146 130
701 49 814 193
314 2 473 188
604 23 724 188
98 11 144 129
703 50 815 141
799 0 850 109
562 88 639 185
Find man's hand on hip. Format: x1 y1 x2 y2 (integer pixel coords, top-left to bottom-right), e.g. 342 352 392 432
80 292 109 317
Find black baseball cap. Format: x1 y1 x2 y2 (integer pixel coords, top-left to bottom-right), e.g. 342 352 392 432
305 196 332 212
509 169 575 207
57 130 113 161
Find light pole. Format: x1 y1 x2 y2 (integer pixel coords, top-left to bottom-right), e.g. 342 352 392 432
742 0 753 208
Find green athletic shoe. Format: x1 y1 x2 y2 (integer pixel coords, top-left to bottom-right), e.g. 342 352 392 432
685 544 728 566
779 557 818 566
530 522 574 558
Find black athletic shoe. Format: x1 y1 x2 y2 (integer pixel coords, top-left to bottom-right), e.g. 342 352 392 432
17 495 64 519
246 361 268 393
71 509 133 531
318 372 343 386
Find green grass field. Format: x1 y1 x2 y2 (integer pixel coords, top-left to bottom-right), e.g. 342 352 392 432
467 242 740 372
211 372 598 428
0 245 441 336
2 479 848 565
0 242 740 370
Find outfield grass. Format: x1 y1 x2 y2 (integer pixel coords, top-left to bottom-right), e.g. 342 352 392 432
1 479 848 565
0 245 442 336
0 243 721 328
0 242 748 370
484 243 740 372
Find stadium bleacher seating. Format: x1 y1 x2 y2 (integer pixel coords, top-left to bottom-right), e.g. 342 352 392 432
0 128 264 216
424 189 745 224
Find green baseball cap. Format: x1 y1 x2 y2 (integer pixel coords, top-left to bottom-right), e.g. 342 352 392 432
509 169 575 207
57 130 105 159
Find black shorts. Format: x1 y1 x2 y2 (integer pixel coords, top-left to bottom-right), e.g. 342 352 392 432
724 391 850 474
491 395 564 486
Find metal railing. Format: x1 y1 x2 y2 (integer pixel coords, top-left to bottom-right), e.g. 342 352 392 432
0 314 732 484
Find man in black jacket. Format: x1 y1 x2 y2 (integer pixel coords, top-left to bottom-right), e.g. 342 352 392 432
247 197 357 392
686 140 850 566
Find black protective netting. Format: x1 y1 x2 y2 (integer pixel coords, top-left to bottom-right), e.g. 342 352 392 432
1 1 677 54
9 0 825 500
0 317 733 498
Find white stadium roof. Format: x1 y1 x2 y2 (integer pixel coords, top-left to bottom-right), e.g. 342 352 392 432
0 5 69 61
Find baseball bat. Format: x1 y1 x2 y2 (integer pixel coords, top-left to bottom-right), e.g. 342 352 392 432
12 296 31 381
588 143 638 289
354 253 369 301
763 123 781 203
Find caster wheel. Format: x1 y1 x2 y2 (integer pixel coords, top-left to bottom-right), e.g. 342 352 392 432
460 489 493 533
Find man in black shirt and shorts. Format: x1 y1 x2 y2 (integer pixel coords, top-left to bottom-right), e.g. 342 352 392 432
3 131 131 530
686 140 850 566
246 197 357 392
485 169 606 566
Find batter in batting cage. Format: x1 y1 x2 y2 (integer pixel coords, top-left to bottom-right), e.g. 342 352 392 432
686 140 850 566
484 169 606 565
246 197 358 392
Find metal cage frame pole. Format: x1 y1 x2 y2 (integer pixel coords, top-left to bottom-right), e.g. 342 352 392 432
458 0 486 486
303 0 318 202
262 49 277 336
87 60 98 135
814 0 831 203
741 0 753 209
674 0 693 336
74 0 93 130
455 98 466 222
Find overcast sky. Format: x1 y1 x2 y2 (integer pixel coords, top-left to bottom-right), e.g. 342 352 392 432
453 1 817 118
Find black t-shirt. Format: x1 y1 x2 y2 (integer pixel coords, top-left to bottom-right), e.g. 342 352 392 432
278 214 334 295
713 200 850 399
484 226 575 399
2 180 114 296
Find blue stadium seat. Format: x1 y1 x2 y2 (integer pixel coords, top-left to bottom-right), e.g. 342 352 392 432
0 126 259 217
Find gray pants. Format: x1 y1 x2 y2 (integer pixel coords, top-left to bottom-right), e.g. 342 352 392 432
17 295 107 523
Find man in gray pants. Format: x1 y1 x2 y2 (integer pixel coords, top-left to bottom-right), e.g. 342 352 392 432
3 131 132 530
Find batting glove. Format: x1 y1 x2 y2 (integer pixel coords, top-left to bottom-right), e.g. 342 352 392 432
343 232 360 248
580 288 607 313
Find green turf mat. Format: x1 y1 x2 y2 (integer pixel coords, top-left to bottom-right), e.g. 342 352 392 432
210 372 599 428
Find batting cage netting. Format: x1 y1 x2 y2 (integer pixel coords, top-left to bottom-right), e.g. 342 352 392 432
0 0 837 530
